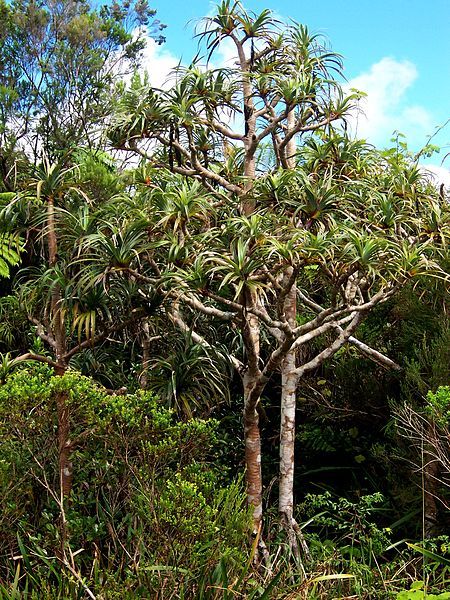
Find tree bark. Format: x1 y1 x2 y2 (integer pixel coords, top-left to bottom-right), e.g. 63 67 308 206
233 34 257 214
278 266 309 559
47 196 72 500
243 371 271 565
279 269 297 520
279 344 300 558
278 124 308 559
243 377 263 532
285 109 296 170
241 287 264 533
139 319 151 389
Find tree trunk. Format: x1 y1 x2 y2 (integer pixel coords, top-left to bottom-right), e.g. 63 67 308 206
47 197 72 500
278 267 309 559
279 269 297 521
279 347 299 556
55 365 72 499
278 131 308 558
241 284 271 561
235 39 257 215
139 319 151 389
243 382 263 532
243 371 271 565
285 108 296 169
241 288 263 535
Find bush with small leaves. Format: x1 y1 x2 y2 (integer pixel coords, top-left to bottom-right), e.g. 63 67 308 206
0 367 251 597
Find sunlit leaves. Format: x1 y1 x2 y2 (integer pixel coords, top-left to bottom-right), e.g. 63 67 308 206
371 195 399 229
0 233 23 278
421 202 450 247
274 73 318 106
390 242 440 279
151 180 214 234
110 84 170 143
210 238 264 298
298 135 376 179
196 0 243 60
226 212 271 242
102 139 450 312
286 23 343 76
173 65 240 115
342 231 387 271
81 220 151 272
294 178 338 223
236 8 275 39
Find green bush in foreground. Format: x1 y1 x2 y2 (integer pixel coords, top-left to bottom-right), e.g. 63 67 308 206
1 367 449 599
0 367 251 598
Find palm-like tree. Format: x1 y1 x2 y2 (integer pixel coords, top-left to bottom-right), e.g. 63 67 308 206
2 154 151 508
146 332 231 418
107 2 449 560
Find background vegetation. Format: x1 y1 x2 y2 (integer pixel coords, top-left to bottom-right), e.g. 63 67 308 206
0 1 448 598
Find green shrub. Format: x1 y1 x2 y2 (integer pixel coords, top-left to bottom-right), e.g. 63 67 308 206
397 581 450 599
0 367 251 597
426 386 450 427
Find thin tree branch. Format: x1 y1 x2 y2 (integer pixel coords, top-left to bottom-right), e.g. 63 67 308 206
29 317 57 349
293 311 364 378
13 353 59 369
179 293 237 321
346 334 402 370
198 118 245 141
291 314 354 350
297 289 402 370
279 115 338 151
63 309 145 361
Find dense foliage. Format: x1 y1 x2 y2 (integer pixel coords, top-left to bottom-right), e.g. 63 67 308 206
0 1 448 598
0 367 251 598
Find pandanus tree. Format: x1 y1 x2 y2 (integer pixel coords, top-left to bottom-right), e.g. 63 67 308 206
108 1 449 558
0 155 160 566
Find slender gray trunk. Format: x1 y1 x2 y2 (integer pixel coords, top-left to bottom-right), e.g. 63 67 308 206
278 267 310 559
279 349 300 558
279 122 297 529
279 270 297 526
278 129 310 559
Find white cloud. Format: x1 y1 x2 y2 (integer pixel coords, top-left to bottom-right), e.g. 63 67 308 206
421 164 450 191
213 37 239 68
345 58 434 148
140 38 180 89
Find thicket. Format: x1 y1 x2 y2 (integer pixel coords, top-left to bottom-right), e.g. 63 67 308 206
0 365 449 598
0 367 252 598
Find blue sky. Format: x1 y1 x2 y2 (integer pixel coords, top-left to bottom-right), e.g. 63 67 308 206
145 0 450 178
